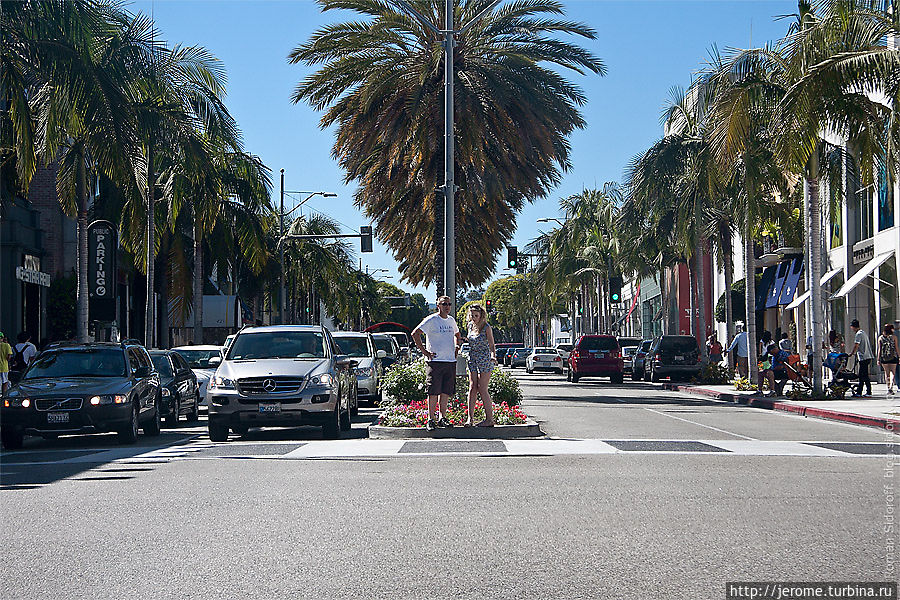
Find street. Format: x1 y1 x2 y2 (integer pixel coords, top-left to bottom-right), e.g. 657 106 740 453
1 371 895 600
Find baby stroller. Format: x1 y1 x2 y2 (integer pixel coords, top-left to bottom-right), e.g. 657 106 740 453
824 352 856 397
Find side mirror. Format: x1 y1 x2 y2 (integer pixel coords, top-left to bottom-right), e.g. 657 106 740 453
376 350 387 359
134 366 152 378
208 356 222 367
335 354 351 367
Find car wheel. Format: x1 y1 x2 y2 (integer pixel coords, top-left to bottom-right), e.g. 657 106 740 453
631 370 640 381
209 420 229 442
144 397 162 436
118 404 139 444
650 367 660 383
322 403 341 439
187 395 200 422
611 373 624 385
232 424 249 436
165 398 180 428
643 369 651 382
1 428 24 450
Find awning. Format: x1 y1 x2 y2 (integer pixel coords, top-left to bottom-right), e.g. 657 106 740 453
755 266 778 310
784 268 843 310
831 251 895 299
765 261 791 309
778 259 804 305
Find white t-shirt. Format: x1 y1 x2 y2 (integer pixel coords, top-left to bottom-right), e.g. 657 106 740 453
14 342 37 365
415 313 459 362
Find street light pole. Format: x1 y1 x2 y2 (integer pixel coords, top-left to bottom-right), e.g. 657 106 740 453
443 0 456 311
279 169 285 325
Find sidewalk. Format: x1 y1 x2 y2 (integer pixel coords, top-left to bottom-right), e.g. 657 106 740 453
662 380 900 434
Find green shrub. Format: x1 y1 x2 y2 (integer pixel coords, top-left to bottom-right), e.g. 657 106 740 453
692 362 732 385
455 368 522 406
379 358 426 405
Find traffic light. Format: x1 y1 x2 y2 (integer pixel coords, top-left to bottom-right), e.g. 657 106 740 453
507 246 518 269
360 226 373 253
485 298 493 312
608 275 623 304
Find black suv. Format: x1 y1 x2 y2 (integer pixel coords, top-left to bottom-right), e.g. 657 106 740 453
645 335 702 382
1 342 162 449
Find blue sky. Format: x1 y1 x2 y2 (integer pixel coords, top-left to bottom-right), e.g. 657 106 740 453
130 0 792 298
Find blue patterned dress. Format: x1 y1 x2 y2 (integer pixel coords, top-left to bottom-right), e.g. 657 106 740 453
467 326 493 374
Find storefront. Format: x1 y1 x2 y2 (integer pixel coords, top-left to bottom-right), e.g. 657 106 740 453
0 198 49 341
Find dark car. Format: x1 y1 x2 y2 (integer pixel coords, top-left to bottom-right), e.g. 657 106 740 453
566 335 624 384
617 337 642 351
372 334 401 371
631 339 653 381
1 342 163 449
149 350 200 427
496 348 512 366
645 335 702 382
509 347 531 368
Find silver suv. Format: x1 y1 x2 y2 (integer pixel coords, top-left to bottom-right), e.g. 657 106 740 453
332 331 385 404
206 325 357 441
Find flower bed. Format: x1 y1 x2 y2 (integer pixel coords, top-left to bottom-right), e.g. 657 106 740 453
378 398 528 428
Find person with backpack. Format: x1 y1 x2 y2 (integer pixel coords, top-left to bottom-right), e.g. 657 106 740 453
877 323 899 396
10 331 37 383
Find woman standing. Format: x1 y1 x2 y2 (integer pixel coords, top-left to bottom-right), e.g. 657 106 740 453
707 334 723 365
465 303 497 427
877 323 899 395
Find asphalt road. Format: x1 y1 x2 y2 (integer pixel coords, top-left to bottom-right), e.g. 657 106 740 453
1 373 897 599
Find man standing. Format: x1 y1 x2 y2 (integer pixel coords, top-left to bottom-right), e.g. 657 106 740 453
850 319 874 397
0 333 12 394
728 325 749 378
412 296 462 431
10 332 37 383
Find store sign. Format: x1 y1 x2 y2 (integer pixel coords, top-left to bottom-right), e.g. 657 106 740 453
853 239 875 265
88 220 117 322
15 267 50 287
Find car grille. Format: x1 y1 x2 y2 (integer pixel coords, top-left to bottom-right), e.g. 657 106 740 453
236 376 306 395
35 397 83 411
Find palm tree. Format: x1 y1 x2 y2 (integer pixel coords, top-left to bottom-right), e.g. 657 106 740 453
289 0 606 289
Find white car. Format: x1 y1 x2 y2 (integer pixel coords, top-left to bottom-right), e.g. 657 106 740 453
171 345 224 408
332 332 386 404
555 343 573 361
526 347 565 374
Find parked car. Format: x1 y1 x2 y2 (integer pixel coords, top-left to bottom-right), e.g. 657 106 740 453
509 347 532 369
621 346 639 376
526 347 564 374
171 344 223 409
645 335 702 382
207 325 357 442
496 348 513 366
1 342 162 449
386 332 412 360
372 334 401 371
333 331 385 404
555 343 573 360
149 350 200 427
631 339 653 381
566 335 624 384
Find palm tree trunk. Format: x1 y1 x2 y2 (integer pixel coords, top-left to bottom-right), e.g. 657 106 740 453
75 159 89 342
696 240 709 363
688 258 698 338
723 225 735 367
744 173 758 387
807 151 824 394
193 222 203 344
144 142 155 348
158 253 169 349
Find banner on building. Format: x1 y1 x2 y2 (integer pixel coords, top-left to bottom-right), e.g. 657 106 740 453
88 220 118 322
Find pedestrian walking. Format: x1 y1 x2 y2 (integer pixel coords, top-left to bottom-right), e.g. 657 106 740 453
707 334 723 365
412 296 463 431
850 319 874 397
778 332 792 352
10 331 37 383
464 303 497 427
0 333 12 394
728 326 749 378
877 323 899 395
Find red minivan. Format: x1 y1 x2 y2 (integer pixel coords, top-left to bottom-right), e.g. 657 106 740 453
566 335 624 384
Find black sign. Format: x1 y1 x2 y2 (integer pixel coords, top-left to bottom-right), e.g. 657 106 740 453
88 220 118 322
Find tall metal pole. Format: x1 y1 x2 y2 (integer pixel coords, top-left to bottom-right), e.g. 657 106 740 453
279 169 285 325
443 0 456 311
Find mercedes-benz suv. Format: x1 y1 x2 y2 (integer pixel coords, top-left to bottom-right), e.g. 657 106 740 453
206 325 357 441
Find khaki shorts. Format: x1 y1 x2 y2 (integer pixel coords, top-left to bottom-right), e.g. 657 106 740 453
426 361 456 396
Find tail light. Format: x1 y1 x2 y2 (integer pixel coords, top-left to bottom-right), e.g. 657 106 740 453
653 353 661 363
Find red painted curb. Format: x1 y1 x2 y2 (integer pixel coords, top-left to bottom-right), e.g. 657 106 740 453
663 383 900 434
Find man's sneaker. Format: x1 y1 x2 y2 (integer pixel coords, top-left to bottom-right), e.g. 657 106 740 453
426 419 437 431
437 416 453 428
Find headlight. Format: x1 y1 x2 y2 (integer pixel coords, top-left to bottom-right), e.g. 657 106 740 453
210 376 235 390
161 388 171 397
354 366 374 377
4 397 30 408
309 373 334 387
90 395 128 405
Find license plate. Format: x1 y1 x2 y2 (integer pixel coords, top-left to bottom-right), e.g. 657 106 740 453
259 402 281 413
675 355 684 361
47 412 69 424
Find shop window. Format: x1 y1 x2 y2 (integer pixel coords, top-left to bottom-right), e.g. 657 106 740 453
856 186 874 241
878 164 895 231
829 182 842 248
880 258 897 327
829 272 845 338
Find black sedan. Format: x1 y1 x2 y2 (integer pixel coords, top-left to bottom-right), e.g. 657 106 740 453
1 342 162 449
149 350 200 427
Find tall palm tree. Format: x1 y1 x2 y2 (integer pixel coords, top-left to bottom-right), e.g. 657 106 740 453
289 0 606 289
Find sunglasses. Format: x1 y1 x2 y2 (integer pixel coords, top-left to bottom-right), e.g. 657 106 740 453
438 302 451 306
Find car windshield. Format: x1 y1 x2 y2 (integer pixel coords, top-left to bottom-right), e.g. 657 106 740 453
388 333 409 348
517 349 532 356
557 344 573 352
334 337 371 358
580 337 618 351
173 349 221 369
373 338 394 354
150 355 174 377
227 332 326 359
24 348 127 379
661 337 699 353
534 348 555 354
640 341 652 352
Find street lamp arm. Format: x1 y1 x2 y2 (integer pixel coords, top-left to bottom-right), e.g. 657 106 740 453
458 0 501 35
390 0 442 35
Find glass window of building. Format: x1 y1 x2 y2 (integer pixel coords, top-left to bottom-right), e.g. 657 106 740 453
855 186 875 241
879 258 897 327
829 181 842 248
878 164 895 231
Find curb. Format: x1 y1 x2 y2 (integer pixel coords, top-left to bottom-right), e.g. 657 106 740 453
368 420 543 440
663 383 900 434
